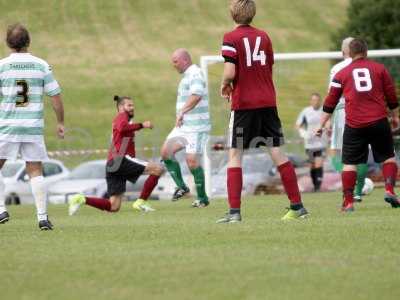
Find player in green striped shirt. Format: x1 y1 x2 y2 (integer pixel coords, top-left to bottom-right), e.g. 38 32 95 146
161 49 211 207
0 24 65 230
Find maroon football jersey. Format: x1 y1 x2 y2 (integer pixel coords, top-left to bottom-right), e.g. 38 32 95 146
107 112 143 161
222 25 276 110
324 58 398 128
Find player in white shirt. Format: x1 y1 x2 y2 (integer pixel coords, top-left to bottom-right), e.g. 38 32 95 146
296 93 327 191
0 24 64 230
161 49 211 207
328 37 368 201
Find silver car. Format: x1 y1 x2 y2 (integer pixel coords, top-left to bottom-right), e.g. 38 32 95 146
47 160 147 204
211 152 276 198
2 159 70 205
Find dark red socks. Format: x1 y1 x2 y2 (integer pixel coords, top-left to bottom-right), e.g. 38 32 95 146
382 162 397 194
85 197 112 211
342 171 357 206
278 161 302 207
227 168 242 212
140 175 160 200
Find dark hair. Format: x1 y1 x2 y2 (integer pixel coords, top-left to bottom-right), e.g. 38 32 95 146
349 38 368 58
6 23 30 52
113 95 131 107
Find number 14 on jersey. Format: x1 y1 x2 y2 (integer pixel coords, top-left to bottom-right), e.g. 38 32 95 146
243 36 266 67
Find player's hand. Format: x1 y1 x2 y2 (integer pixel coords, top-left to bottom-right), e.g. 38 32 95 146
175 113 184 128
315 126 324 137
142 121 153 129
220 83 232 101
57 123 65 139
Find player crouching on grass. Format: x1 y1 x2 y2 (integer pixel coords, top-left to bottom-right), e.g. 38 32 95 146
316 38 400 212
68 96 164 215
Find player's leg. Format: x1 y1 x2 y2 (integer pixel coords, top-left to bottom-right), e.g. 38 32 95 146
133 161 165 212
25 161 53 230
330 108 345 172
69 192 122 215
269 147 307 220
0 142 22 224
217 110 247 223
341 125 369 212
0 159 9 224
161 129 189 199
313 151 324 192
69 158 128 215
21 141 54 229
341 164 357 212
216 148 243 223
354 163 368 202
369 119 400 207
382 157 400 207
186 132 209 208
307 150 318 191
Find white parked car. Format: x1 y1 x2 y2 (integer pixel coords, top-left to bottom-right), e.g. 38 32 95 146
2 159 70 205
48 160 147 204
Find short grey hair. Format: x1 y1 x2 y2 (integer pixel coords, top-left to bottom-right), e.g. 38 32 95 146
341 37 354 57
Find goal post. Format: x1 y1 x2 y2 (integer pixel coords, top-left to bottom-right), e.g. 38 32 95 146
201 49 400 197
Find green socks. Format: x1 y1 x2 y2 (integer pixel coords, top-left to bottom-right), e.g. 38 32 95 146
355 163 368 197
190 166 208 203
163 159 186 189
331 155 343 172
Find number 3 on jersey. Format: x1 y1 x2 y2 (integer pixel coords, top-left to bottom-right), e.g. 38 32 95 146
243 36 266 67
16 80 29 107
352 68 372 92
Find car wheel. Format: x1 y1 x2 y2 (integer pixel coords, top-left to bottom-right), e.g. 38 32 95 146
5 194 20 205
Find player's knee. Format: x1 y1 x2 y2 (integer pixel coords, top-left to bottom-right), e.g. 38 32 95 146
383 157 396 164
186 157 198 169
110 204 120 212
160 147 169 160
154 164 165 176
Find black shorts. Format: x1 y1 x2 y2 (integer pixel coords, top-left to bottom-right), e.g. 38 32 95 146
306 148 324 162
105 156 147 196
228 107 284 149
342 118 395 165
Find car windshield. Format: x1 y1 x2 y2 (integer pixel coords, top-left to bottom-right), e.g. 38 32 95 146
1 162 23 178
70 162 106 179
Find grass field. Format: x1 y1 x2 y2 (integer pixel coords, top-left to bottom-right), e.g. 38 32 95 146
0 0 348 153
1 189 400 300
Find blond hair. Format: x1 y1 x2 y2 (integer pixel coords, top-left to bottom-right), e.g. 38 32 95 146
341 37 354 57
230 0 256 25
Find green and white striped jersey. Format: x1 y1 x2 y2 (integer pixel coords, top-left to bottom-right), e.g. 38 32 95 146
176 64 211 133
0 53 61 142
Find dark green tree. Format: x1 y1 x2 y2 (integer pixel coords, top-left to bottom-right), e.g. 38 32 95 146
331 0 400 84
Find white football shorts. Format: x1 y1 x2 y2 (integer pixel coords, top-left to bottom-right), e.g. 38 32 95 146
0 139 48 161
166 127 208 154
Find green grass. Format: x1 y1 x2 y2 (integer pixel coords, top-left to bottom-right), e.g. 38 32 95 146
0 0 349 154
2 189 400 300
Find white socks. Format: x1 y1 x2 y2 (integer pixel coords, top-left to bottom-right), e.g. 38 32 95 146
30 176 48 221
0 173 6 214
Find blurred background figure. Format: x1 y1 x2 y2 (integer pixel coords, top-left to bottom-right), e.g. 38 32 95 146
295 93 327 191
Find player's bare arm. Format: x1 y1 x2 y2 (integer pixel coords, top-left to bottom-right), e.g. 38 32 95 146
176 94 202 127
221 62 235 100
315 112 332 137
50 94 64 139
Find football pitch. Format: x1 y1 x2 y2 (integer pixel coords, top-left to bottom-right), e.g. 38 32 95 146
1 190 400 300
